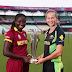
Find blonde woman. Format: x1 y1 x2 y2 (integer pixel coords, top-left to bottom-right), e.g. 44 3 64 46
36 9 65 72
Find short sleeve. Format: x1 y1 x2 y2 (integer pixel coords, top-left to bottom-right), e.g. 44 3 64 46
56 30 65 46
4 31 14 43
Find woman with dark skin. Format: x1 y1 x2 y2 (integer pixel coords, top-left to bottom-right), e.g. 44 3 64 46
3 14 31 72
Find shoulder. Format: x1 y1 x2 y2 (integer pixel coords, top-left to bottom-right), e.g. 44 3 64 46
6 28 14 34
5 28 14 42
57 26 65 35
57 26 65 38
22 30 27 37
23 31 27 35
23 30 26 34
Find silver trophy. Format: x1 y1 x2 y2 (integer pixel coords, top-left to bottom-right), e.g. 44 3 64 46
30 30 38 63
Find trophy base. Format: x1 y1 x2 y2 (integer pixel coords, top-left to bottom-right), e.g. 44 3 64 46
30 58 38 63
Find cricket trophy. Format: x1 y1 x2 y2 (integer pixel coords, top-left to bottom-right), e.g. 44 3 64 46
30 30 38 63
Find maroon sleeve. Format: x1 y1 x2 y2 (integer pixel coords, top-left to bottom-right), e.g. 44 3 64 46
4 30 14 43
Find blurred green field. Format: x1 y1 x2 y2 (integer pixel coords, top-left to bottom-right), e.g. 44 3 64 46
0 34 72 72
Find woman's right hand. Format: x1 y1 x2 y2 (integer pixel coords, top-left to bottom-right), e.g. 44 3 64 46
36 53 44 60
22 56 30 63
36 56 42 60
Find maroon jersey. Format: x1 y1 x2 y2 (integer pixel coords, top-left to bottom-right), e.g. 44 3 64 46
4 27 28 56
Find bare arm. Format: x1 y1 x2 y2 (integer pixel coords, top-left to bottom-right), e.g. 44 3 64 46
3 41 29 63
43 44 63 61
36 44 63 64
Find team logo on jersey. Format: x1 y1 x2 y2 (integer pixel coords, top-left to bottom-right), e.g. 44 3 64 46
49 35 54 39
23 34 26 37
59 35 63 40
18 34 21 39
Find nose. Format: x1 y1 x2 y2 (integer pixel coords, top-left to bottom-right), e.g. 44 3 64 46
49 18 52 21
20 22 25 25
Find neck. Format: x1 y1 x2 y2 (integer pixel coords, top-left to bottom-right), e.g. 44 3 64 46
49 25 57 33
50 25 57 30
18 29 22 32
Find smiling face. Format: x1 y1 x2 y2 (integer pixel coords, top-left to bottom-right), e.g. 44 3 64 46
15 16 26 31
45 10 58 27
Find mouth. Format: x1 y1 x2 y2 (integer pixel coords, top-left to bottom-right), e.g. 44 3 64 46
49 22 53 24
19 25 24 29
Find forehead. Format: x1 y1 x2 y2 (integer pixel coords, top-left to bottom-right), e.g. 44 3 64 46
16 16 26 21
46 12 56 17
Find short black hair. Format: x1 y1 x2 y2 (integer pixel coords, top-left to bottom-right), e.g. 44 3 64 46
15 14 26 20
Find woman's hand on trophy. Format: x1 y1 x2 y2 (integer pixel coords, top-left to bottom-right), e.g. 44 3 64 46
27 54 32 59
27 54 33 63
36 56 41 60
35 58 44 64
22 56 30 63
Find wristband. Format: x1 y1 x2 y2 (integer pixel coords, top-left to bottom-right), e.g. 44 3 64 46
27 54 31 56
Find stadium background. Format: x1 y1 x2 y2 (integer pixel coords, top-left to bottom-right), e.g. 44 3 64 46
0 5 72 72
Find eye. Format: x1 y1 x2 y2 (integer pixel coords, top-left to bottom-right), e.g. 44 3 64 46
23 21 26 23
17 20 26 24
19 20 21 23
51 17 55 19
16 20 21 23
47 18 50 19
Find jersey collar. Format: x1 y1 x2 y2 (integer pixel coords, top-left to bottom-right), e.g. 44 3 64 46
14 27 18 31
47 24 60 34
54 24 60 31
14 27 23 33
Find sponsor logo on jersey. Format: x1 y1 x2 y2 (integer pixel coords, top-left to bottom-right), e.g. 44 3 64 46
49 35 54 39
17 40 28 45
18 34 21 39
44 41 50 45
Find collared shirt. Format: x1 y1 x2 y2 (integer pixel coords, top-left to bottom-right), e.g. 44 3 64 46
4 27 28 56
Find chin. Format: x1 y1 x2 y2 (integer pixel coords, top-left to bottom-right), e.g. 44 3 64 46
49 24 53 27
19 27 23 30
19 26 24 29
